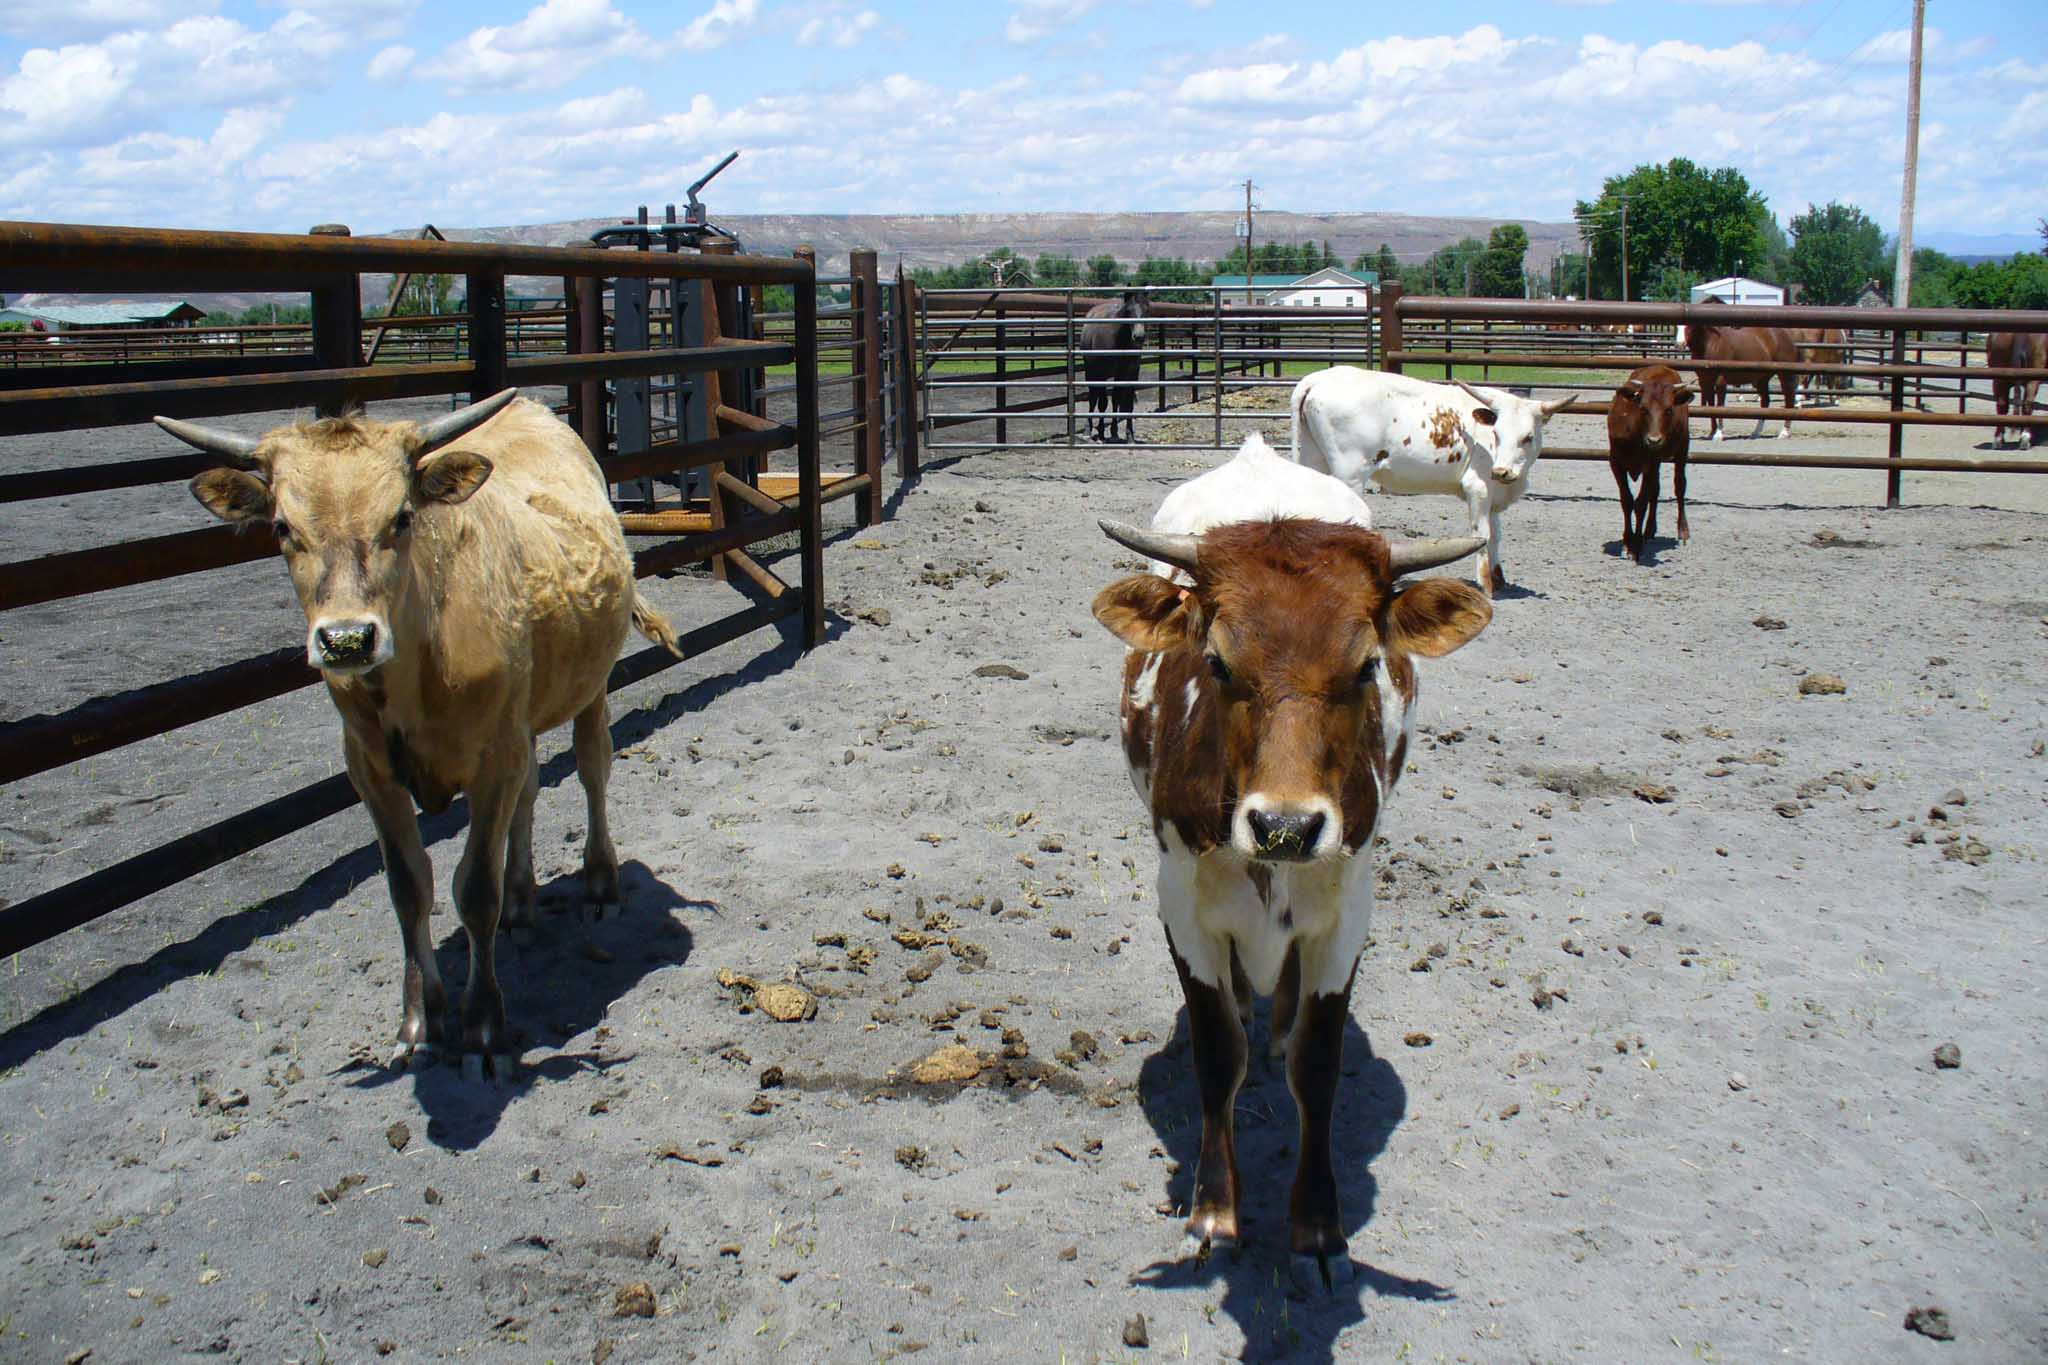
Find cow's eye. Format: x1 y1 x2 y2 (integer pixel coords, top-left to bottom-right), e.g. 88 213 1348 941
1355 657 1380 691
392 506 414 538
1207 652 1232 684
272 517 293 545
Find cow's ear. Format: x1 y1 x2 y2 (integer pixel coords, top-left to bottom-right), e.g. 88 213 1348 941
1469 406 1497 427
1093 575 1202 652
190 468 272 526
414 448 493 506
1386 577 1492 658
1673 386 1696 405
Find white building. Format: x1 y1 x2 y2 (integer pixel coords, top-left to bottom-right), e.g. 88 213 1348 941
1690 276 1784 306
1267 267 1376 308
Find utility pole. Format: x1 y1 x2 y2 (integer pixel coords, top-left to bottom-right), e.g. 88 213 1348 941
1620 197 1630 302
1241 178 1256 310
1893 0 1926 308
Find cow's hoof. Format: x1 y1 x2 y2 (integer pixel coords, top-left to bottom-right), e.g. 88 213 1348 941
579 898 620 925
1179 1230 1236 1266
389 1040 436 1071
1710 431 1724 443
460 1052 517 1085
1776 429 1791 440
1290 1251 1357 1295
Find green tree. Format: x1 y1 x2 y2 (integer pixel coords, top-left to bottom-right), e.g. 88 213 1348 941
1085 254 1123 287
1350 242 1399 282
1032 253 1082 286
395 273 457 316
1903 247 1963 308
1786 202 1889 305
1410 237 1488 295
1470 223 1529 297
1574 158 1771 299
1951 253 2048 309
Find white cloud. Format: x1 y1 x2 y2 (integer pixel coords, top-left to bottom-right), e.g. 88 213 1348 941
1005 0 1100 45
675 0 761 52
421 0 643 94
1851 27 1941 63
367 44 415 85
797 8 881 49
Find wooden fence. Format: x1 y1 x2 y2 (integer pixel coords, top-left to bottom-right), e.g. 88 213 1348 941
0 219 824 957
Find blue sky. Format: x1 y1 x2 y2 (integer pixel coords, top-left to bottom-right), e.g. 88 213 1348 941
1 1 2041 241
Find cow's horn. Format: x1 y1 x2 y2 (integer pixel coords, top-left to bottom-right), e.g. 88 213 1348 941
1451 379 1494 410
1388 535 1487 576
416 388 518 455
153 416 263 469
1537 393 1576 418
1098 519 1200 576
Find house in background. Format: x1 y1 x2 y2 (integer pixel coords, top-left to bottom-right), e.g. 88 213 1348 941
1689 276 1784 306
0 301 208 331
1211 267 1378 308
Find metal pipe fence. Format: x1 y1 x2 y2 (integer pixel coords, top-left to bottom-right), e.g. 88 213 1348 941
0 218 825 958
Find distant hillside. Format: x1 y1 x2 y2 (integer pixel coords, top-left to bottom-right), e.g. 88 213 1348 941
13 209 1579 315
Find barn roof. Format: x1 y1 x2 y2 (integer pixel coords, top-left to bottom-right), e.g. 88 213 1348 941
2 301 208 326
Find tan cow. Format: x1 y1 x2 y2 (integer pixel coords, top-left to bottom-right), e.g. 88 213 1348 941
161 391 682 1080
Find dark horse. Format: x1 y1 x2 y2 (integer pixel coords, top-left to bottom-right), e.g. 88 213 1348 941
1081 291 1149 443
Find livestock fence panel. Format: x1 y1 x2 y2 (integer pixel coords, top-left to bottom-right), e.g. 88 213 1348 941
0 219 824 958
1379 286 2048 507
906 285 1379 459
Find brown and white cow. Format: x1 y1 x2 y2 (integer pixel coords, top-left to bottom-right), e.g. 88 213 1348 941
1986 330 2046 448
1092 438 1491 1290
1607 364 1693 564
162 391 682 1081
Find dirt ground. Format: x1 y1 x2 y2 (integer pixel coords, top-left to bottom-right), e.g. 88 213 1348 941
1 385 2044 1362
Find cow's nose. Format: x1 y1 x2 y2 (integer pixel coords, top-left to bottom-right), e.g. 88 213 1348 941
315 621 377 665
1492 465 1517 482
1247 809 1325 860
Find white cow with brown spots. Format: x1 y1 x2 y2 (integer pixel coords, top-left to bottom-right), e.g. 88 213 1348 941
161 391 682 1081
1092 435 1492 1292
1290 366 1572 596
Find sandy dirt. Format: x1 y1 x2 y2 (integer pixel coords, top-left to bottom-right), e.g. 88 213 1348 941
1 386 2044 1362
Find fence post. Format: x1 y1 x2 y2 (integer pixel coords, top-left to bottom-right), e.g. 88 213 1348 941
1379 283 1405 375
1065 291 1077 448
995 305 1009 446
794 252 825 648
307 223 361 418
1887 325 1907 508
574 277 607 458
1212 288 1224 448
894 266 921 478
850 247 884 527
466 268 508 408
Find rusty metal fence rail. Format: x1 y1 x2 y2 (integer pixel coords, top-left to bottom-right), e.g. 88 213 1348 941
1380 287 2048 507
0 219 823 958
909 286 1378 457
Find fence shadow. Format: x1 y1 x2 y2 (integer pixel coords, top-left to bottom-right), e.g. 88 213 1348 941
1131 1003 1452 1362
0 632 813 1075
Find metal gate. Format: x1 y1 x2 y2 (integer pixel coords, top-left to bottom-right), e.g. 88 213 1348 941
910 286 1379 455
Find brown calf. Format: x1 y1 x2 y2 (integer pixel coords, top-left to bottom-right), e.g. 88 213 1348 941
1606 364 1694 564
1095 517 1490 1290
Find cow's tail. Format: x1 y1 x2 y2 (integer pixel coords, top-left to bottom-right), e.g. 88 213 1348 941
631 591 686 659
1289 372 1330 472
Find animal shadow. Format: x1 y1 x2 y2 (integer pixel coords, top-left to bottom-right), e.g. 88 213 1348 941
1488 580 1548 602
1133 1006 1453 1360
345 860 706 1149
1601 536 1680 567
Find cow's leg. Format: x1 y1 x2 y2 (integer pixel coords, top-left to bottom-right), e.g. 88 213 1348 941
501 738 539 935
1228 942 1255 1037
1776 371 1795 438
453 746 523 1081
1641 460 1661 553
1707 376 1725 442
1287 960 1359 1293
1674 449 1690 543
346 738 444 1069
1751 379 1771 439
1610 462 1636 559
1993 381 2010 448
573 694 622 919
1459 472 1496 597
1168 930 1247 1253
1486 505 1509 593
1268 941 1301 1062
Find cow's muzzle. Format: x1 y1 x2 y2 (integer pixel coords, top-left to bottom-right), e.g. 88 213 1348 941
1240 802 1337 863
1491 465 1521 483
309 617 392 672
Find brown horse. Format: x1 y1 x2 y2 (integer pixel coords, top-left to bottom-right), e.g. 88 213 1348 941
1687 300 1800 440
1786 326 1848 405
1986 331 2046 448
